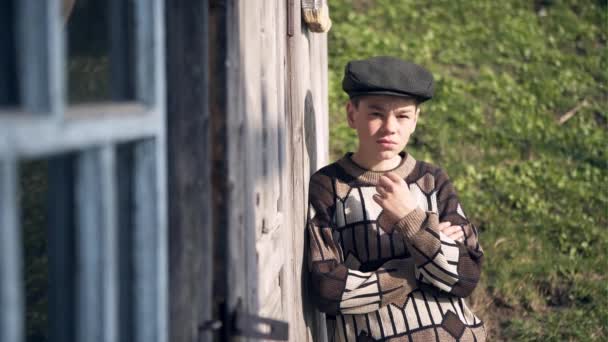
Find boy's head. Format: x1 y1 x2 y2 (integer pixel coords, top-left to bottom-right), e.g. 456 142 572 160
342 56 434 163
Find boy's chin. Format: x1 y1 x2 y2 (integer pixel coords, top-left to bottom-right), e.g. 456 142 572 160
375 150 401 160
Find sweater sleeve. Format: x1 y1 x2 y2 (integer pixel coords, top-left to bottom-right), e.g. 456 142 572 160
392 168 484 297
307 173 418 315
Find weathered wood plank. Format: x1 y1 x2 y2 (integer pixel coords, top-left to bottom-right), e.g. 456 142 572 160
274 1 292 337
285 0 309 339
208 1 230 339
236 0 262 334
210 1 258 340
226 0 250 338
257 228 285 304
260 284 283 320
260 0 282 237
240 0 264 241
285 1 329 340
209 2 329 341
166 1 212 341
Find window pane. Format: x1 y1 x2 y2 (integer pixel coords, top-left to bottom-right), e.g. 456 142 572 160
0 0 20 107
21 155 80 342
21 159 50 342
66 0 135 104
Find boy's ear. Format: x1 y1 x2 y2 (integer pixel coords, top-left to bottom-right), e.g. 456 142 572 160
346 101 357 128
412 106 421 132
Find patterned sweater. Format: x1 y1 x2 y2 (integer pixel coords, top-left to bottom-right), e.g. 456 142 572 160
306 152 486 342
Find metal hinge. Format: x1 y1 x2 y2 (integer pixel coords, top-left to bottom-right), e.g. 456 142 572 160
200 304 289 340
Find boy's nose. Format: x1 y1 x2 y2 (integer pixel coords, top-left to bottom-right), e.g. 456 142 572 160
383 115 398 133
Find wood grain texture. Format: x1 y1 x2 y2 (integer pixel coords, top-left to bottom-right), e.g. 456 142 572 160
208 1 328 340
286 1 329 340
287 1 319 340
166 1 212 341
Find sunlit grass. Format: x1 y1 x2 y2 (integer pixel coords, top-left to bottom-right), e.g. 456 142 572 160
328 0 607 340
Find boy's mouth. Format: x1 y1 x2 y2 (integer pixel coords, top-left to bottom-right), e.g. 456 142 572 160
377 138 397 145
376 138 398 150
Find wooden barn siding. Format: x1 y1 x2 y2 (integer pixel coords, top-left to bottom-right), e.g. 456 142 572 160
208 0 329 341
166 1 213 342
285 1 330 341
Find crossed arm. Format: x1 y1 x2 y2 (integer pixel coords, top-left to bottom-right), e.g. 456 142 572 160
374 169 484 297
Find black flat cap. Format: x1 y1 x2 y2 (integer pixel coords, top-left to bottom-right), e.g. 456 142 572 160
342 56 434 102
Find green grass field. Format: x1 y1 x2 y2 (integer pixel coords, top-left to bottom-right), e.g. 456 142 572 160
327 1 607 340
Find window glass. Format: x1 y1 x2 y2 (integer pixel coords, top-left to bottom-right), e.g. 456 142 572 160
0 0 20 107
66 0 135 104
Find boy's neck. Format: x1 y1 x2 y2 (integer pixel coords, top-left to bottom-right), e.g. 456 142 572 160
350 151 403 171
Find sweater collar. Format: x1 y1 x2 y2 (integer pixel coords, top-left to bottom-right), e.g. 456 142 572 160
336 151 417 185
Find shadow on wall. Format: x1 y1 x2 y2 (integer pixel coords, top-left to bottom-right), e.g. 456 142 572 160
305 90 318 176
301 89 329 341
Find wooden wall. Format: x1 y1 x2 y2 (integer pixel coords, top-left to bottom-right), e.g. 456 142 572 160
217 0 329 340
285 0 330 340
169 0 328 340
166 1 212 341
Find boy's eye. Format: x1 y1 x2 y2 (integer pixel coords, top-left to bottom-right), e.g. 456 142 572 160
370 112 383 117
398 115 409 119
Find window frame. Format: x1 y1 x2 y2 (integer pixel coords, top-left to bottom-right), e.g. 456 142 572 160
0 1 168 341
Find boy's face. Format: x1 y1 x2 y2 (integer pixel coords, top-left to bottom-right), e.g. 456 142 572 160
346 95 420 163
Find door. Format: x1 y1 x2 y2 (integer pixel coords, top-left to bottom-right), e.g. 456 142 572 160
206 0 329 340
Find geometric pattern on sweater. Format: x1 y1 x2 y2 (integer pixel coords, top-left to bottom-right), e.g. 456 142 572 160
307 151 485 342
330 290 485 341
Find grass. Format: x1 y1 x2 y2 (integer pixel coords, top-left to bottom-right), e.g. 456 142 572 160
327 0 607 340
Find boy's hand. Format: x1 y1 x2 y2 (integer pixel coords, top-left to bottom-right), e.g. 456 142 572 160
437 221 465 242
372 172 418 225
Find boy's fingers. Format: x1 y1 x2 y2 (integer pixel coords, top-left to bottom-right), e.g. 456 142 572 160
442 225 465 241
441 225 460 235
376 186 388 198
437 221 452 230
378 176 394 192
448 231 464 242
372 194 384 206
439 221 452 226
385 172 403 184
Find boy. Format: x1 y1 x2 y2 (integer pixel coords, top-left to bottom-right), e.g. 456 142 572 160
307 56 486 341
